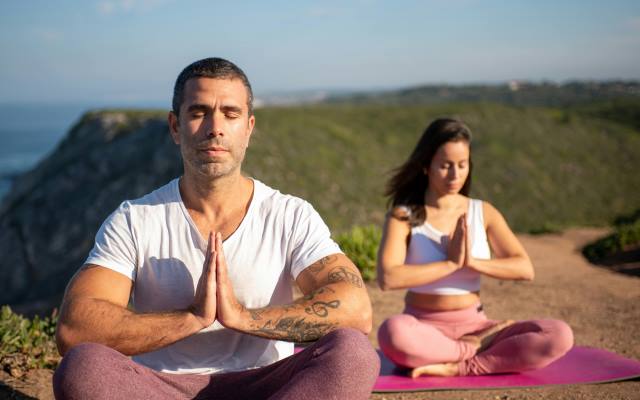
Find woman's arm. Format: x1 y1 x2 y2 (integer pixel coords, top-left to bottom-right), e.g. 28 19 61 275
465 202 534 281
376 208 463 291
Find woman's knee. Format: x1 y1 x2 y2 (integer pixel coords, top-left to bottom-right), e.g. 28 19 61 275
546 319 574 357
526 319 573 362
378 315 428 366
378 315 418 350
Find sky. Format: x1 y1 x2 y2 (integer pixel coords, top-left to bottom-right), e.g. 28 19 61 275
1 0 639 105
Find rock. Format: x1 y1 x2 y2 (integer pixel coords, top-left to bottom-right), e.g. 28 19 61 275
0 110 181 315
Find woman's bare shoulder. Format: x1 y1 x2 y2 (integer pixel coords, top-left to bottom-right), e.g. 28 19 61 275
480 200 510 229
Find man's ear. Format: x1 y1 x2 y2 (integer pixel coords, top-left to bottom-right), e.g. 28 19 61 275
168 111 180 145
245 114 256 146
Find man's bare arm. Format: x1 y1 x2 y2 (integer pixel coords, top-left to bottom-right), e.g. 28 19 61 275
214 233 372 342
56 234 218 356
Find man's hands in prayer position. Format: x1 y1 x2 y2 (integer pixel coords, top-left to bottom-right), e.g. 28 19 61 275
192 232 372 341
188 232 218 329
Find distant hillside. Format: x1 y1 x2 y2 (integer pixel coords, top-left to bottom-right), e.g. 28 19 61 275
1 101 639 313
328 81 640 108
246 102 640 233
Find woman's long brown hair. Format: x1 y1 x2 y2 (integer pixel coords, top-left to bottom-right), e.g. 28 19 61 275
385 118 473 226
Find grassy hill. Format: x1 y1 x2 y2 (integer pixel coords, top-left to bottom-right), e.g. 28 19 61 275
328 81 640 108
245 102 640 233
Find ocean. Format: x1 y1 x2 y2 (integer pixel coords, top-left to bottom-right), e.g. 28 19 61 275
0 102 166 201
0 103 93 201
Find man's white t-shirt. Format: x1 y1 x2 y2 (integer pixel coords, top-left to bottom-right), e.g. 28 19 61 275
85 178 342 374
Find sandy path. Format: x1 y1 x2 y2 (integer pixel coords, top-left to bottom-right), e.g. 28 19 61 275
2 229 639 399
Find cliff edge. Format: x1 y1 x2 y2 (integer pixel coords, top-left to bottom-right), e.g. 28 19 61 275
0 110 181 315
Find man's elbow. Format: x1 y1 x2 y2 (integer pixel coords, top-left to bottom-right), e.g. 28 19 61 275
55 320 87 357
55 322 76 356
359 302 373 335
345 293 373 335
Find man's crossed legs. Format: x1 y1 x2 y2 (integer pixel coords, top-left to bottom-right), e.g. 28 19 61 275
53 328 380 400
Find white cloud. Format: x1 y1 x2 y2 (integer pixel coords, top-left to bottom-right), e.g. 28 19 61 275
96 0 170 15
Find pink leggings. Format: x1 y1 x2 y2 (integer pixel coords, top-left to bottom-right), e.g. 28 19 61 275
378 303 574 376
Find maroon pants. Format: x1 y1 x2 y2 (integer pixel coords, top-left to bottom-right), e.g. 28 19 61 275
53 328 380 400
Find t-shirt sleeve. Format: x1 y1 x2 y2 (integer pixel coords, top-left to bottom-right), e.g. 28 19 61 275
84 202 137 280
289 201 342 279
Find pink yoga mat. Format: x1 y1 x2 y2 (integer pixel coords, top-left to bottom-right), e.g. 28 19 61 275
373 346 640 392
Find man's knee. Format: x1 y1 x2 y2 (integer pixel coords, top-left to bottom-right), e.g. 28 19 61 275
321 328 380 378
53 343 125 399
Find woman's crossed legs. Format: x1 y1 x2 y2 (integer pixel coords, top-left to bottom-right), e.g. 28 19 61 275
378 304 573 377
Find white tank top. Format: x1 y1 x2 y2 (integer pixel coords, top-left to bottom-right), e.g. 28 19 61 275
405 199 491 295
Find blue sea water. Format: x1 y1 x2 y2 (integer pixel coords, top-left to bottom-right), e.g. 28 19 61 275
0 102 168 201
0 103 100 201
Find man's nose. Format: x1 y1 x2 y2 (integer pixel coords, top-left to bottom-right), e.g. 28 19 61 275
207 112 224 137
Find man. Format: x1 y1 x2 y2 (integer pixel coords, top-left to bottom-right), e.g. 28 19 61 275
53 58 379 399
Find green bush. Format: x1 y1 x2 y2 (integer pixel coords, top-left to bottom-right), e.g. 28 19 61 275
0 306 60 377
583 209 640 262
335 225 382 281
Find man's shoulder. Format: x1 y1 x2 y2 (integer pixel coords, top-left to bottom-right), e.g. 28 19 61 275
253 179 312 216
116 178 180 218
129 179 179 206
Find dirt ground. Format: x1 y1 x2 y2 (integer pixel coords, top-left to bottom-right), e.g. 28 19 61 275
2 228 639 399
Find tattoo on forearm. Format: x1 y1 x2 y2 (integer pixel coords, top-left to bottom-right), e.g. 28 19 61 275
305 300 340 317
307 255 338 274
302 286 335 302
247 286 337 322
250 317 337 342
328 266 364 288
249 309 264 320
246 284 342 341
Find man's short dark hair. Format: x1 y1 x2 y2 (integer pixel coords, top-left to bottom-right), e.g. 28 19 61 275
172 57 254 117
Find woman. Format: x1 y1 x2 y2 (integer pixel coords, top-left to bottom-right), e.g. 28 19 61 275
377 118 573 377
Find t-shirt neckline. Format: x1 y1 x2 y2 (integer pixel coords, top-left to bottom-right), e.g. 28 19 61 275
174 177 261 250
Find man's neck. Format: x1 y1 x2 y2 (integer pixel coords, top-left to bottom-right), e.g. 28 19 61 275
179 170 253 222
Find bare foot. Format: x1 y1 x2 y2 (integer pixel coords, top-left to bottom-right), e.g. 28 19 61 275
460 320 515 353
410 362 460 378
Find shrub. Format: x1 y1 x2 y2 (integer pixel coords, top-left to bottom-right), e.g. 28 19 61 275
0 306 60 377
335 225 382 281
583 209 640 262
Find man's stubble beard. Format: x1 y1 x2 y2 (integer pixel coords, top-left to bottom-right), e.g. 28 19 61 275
182 145 247 181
